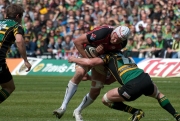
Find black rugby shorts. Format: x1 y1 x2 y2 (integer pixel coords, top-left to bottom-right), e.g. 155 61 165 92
118 73 154 101
0 64 13 84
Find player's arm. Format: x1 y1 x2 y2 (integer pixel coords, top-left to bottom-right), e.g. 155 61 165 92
14 25 31 71
73 33 90 58
15 34 28 62
68 56 104 67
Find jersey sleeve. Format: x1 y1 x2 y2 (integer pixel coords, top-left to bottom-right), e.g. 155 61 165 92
99 54 111 64
86 26 113 43
13 25 24 36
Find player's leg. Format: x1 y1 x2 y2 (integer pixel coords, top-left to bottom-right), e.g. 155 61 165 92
0 64 14 104
73 67 107 121
102 74 149 121
53 64 89 119
148 83 180 121
0 80 15 104
102 88 144 121
81 73 91 81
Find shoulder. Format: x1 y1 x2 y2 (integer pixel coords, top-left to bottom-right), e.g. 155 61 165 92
14 23 23 29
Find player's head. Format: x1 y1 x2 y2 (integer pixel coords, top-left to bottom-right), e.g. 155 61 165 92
110 26 130 44
5 4 24 24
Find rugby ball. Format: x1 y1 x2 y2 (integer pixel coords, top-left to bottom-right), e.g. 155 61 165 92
84 45 98 58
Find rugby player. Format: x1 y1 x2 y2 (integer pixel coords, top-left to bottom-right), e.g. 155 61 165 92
68 51 180 121
53 25 130 121
0 4 31 104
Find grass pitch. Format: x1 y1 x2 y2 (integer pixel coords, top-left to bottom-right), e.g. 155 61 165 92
0 76 180 121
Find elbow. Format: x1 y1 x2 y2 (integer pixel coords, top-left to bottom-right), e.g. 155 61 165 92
73 38 78 45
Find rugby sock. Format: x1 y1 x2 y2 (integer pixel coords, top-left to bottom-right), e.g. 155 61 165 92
158 96 176 116
75 93 94 112
111 102 138 114
61 81 77 109
174 112 180 121
0 88 10 103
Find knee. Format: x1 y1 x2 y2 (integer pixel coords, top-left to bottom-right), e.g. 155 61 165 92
91 80 104 89
156 92 164 100
76 69 85 76
102 93 113 107
102 97 106 105
4 85 15 94
9 84 15 94
82 74 91 81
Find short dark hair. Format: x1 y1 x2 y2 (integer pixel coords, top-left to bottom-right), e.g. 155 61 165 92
5 4 24 19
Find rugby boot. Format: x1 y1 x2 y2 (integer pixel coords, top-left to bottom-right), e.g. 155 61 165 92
174 113 180 121
73 110 83 121
129 109 145 121
53 107 66 119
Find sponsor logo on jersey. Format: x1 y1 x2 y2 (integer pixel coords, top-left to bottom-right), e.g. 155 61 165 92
122 91 131 99
90 33 96 40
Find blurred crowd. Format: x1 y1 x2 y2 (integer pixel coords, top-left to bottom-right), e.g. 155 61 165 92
0 0 180 59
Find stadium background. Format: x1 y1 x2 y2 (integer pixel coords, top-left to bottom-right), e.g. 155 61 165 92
0 0 180 121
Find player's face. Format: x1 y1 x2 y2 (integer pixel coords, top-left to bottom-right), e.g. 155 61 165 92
110 32 122 44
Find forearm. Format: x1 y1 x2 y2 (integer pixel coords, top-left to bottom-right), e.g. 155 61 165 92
72 58 91 66
75 43 88 58
16 41 28 62
70 57 104 67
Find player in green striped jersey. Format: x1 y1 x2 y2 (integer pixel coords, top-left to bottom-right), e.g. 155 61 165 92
68 52 180 121
0 4 31 104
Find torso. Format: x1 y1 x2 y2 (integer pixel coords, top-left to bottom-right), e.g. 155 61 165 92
86 25 126 52
0 19 24 64
100 53 143 85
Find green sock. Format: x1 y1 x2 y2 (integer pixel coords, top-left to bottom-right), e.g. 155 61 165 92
111 102 138 114
158 96 176 116
0 89 10 103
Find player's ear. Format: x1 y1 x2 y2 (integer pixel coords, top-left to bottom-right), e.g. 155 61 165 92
16 14 20 19
16 14 22 19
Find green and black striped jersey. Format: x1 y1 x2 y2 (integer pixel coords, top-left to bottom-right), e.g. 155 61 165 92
100 52 144 85
0 19 24 64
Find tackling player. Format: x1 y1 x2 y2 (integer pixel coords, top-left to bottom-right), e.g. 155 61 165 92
0 4 31 104
68 51 180 121
53 25 130 120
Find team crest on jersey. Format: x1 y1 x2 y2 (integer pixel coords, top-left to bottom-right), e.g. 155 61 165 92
90 33 96 40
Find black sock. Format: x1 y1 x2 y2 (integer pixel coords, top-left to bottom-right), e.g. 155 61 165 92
111 102 138 114
0 88 10 103
158 96 177 116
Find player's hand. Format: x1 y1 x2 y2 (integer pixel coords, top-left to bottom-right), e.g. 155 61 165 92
68 56 75 63
24 61 31 72
96 44 104 54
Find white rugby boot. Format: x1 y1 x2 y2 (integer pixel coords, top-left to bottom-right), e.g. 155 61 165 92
73 110 83 121
53 108 66 119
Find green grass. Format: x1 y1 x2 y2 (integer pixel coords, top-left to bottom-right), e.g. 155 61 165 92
0 76 180 121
